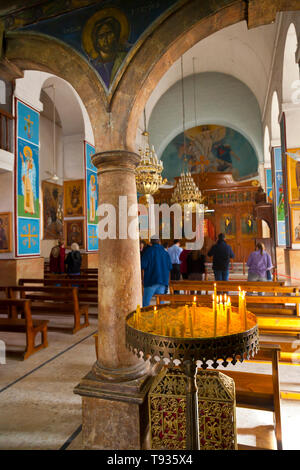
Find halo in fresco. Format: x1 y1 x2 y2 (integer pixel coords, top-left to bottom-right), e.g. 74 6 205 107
81 7 130 59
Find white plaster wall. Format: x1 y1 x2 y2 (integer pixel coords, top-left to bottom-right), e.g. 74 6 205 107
0 171 15 259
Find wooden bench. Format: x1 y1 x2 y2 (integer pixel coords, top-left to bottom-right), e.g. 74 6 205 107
155 294 300 338
0 299 48 359
170 280 288 295
218 343 282 450
19 279 98 306
7 286 89 334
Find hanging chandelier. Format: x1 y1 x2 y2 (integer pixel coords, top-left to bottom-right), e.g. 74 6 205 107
135 110 167 197
171 55 203 213
171 171 203 211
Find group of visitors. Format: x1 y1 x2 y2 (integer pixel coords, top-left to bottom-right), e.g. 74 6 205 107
49 240 82 275
140 233 273 307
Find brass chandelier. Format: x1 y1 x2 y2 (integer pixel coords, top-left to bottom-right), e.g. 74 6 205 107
135 110 167 197
171 55 203 212
171 170 203 211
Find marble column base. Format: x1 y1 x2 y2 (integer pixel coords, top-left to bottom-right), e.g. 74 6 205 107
74 363 158 450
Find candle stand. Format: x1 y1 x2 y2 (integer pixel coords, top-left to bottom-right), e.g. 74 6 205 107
125 304 259 450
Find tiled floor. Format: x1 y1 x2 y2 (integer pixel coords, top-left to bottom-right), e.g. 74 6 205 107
0 314 300 450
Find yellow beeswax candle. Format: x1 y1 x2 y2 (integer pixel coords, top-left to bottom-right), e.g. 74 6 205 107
238 286 241 314
219 295 223 316
243 291 247 330
192 296 196 323
153 306 158 330
188 312 194 337
214 282 217 298
214 296 218 336
226 296 231 333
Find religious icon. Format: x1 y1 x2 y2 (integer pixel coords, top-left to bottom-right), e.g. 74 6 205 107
81 7 130 89
64 180 84 217
220 215 235 239
291 208 300 244
88 173 97 223
0 213 12 253
42 181 64 240
241 214 257 237
287 148 300 202
65 219 85 249
20 145 37 215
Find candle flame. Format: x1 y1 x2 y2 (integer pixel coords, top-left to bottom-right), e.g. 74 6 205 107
193 296 196 302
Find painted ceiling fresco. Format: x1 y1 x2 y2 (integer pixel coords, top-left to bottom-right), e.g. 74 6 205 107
161 125 259 183
7 0 180 91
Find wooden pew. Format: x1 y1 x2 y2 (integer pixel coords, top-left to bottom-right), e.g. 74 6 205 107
19 278 98 306
218 343 282 450
170 280 288 295
0 299 48 359
8 286 89 334
155 294 300 337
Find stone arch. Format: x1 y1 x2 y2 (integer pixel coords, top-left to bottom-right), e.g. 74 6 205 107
5 32 108 150
264 125 271 164
282 23 299 103
120 0 300 151
271 91 281 143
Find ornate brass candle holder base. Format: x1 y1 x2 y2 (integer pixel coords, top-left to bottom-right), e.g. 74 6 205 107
149 368 237 450
125 304 259 450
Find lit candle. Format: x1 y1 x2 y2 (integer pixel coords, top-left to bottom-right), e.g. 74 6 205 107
214 296 218 336
192 296 197 324
212 294 216 316
226 296 231 333
219 295 223 316
136 305 141 328
238 286 241 314
243 291 247 330
153 306 158 330
214 282 217 299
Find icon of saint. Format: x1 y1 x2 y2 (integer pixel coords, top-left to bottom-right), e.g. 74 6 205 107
20 146 36 215
82 7 130 89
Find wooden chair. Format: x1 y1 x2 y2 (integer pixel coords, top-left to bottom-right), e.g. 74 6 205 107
0 299 48 359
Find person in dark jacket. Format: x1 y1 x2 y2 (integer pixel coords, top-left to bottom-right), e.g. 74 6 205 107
207 233 234 281
65 243 82 275
187 250 206 280
141 235 172 307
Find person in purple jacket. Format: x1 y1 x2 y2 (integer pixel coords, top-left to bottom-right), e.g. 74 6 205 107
246 242 272 281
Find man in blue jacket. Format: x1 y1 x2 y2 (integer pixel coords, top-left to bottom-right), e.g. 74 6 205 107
141 235 173 307
207 233 234 281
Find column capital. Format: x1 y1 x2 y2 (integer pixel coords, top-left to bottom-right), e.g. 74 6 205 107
92 150 140 174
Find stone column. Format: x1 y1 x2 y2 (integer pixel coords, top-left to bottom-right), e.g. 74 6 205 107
74 151 153 450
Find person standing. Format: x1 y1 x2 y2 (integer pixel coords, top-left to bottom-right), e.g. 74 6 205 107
65 243 82 275
168 240 183 281
179 246 191 280
49 240 65 274
187 250 206 280
141 236 172 307
207 233 234 281
246 243 272 281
